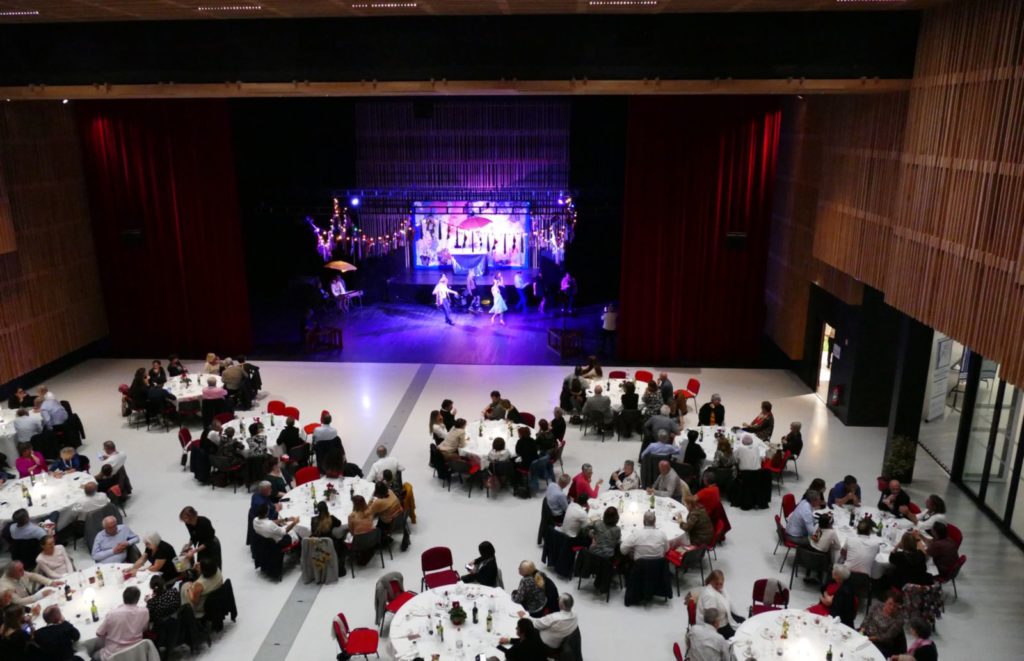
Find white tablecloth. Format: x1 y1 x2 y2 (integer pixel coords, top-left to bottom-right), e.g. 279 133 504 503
29 563 155 649
589 489 689 547
821 505 932 579
277 476 376 531
732 609 885 661
461 420 527 469
0 471 98 530
389 584 520 661
218 414 286 454
0 409 43 460
164 374 223 406
585 378 631 411
685 426 770 460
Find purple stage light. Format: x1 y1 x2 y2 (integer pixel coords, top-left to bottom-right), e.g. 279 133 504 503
350 196 360 207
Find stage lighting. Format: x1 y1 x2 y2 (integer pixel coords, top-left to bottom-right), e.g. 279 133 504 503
62 99 69 104
350 197 360 207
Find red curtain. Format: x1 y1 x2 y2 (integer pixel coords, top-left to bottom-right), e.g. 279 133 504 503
617 97 781 365
77 100 251 357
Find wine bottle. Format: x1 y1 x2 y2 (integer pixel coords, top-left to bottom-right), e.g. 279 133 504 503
472 602 479 624
64 584 72 601
90 600 99 622
437 621 444 642
486 610 493 633
95 566 104 588
826 645 833 661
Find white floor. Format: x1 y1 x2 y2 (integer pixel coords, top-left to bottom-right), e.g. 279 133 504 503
17 359 1024 660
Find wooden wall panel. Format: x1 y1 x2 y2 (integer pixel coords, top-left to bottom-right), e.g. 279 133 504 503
0 103 106 381
0 146 13 254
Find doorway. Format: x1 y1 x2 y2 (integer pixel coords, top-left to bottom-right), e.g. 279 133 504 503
816 322 835 402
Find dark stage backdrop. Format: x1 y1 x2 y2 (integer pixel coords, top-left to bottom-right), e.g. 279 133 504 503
77 100 252 358
618 97 781 366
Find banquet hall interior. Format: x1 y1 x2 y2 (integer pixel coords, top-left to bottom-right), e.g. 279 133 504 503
1 1 1023 660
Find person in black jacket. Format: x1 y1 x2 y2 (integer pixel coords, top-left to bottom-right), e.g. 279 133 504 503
148 360 168 386
878 480 911 517
275 418 305 452
697 394 725 426
826 565 858 627
620 381 639 411
166 354 185 377
32 605 81 660
6 386 33 411
682 429 707 467
498 618 548 661
440 399 456 430
551 408 567 441
461 541 499 587
781 421 803 457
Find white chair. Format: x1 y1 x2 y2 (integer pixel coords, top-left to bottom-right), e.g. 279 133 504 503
108 639 160 661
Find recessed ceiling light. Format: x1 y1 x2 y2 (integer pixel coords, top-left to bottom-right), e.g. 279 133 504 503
352 2 419 8
196 4 264 12
0 10 40 16
588 1 658 6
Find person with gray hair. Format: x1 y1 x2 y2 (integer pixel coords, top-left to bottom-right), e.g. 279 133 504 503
546 473 572 519
648 459 691 502
643 404 681 441
785 488 822 545
73 480 111 521
366 444 404 483
91 515 140 564
640 428 682 459
581 383 613 424
520 592 579 652
620 510 670 560
610 459 640 491
0 560 60 606
809 564 857 627
686 605 731 661
570 463 603 500
781 420 804 456
698 393 726 426
126 531 179 582
33 604 81 660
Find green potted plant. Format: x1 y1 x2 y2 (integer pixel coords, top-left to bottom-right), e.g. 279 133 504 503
881 434 917 483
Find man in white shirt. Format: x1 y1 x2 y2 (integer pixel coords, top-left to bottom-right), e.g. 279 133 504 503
620 510 670 560
98 441 127 474
366 445 404 483
841 518 881 577
251 504 309 547
73 482 111 521
734 433 761 471
13 409 43 443
312 413 339 442
39 396 68 429
556 494 589 541
687 608 731 661
529 593 578 650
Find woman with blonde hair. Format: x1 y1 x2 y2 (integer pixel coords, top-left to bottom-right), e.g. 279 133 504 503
202 353 220 374
510 560 547 616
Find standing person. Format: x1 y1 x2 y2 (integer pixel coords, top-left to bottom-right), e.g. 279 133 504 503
533 273 546 314
560 272 577 315
600 304 617 354
490 272 508 326
514 271 528 312
432 273 454 326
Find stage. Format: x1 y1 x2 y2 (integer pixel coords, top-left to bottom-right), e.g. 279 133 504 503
385 268 542 305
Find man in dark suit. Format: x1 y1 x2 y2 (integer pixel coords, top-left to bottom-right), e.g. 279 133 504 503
698 394 726 426
275 417 305 452
440 399 456 430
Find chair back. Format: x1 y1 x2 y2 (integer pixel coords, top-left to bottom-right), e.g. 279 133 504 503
283 406 301 421
107 638 159 661
118 384 130 396
421 546 455 574
681 546 706 571
946 523 964 549
907 501 922 515
781 493 797 519
774 515 787 546
288 443 312 468
549 440 566 465
685 378 700 395
389 511 408 535
332 612 350 649
634 370 654 384
686 593 697 625
673 642 684 661
351 529 382 553
519 412 537 428
178 428 192 449
304 422 321 435
751 578 789 609
608 370 627 379
267 400 287 416
295 466 321 486
10 538 41 570
945 555 967 581
213 412 235 425
492 460 516 480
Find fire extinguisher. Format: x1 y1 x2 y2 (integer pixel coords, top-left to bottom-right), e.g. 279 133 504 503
830 385 842 406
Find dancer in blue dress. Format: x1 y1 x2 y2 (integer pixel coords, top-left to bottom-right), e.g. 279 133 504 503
490 272 507 326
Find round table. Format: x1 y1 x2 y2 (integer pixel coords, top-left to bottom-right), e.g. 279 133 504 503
586 378 630 411
461 420 528 469
589 489 689 546
0 409 43 460
686 426 769 460
277 476 376 531
164 374 223 406
731 609 885 661
0 471 98 530
821 505 930 579
29 563 155 649
218 414 286 453
389 584 520 661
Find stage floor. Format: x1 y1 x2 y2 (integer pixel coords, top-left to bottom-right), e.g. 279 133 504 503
387 267 541 286
251 301 608 365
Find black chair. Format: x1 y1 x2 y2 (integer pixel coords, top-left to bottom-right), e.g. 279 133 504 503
430 445 453 489
176 603 211 653
581 410 608 440
30 430 61 460
559 626 583 661
83 504 123 552
202 579 238 632
9 537 42 571
210 455 244 493
574 549 621 602
540 571 560 615
624 557 673 606
382 511 409 558
251 535 287 580
447 457 485 497
542 528 580 580
669 546 707 597
347 530 384 576
190 447 212 484
789 546 832 589
488 460 516 497
314 437 342 471
537 496 556 546
616 409 642 440
640 453 662 488
201 399 227 429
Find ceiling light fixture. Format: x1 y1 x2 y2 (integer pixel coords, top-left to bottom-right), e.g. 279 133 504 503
352 2 419 8
588 1 658 6
196 4 264 11
0 10 40 16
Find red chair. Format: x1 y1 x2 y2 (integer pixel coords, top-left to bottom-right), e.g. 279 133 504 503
378 577 417 634
673 642 684 661
876 476 889 492
781 493 797 520
267 400 287 416
294 466 321 486
680 377 701 412
749 578 790 616
686 593 697 625
907 502 922 515
634 370 654 384
283 406 301 421
762 451 789 493
936 555 967 602
332 612 379 660
946 523 964 550
420 546 459 590
519 412 536 428
304 422 321 436
177 428 195 471
213 412 235 425
773 515 800 572
549 439 566 473
608 370 628 379
705 519 727 565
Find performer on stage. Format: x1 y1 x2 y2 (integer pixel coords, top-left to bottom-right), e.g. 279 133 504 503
514 272 528 313
433 273 455 326
560 271 577 315
490 272 507 326
464 269 481 314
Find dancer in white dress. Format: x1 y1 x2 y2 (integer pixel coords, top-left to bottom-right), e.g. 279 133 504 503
490 272 507 326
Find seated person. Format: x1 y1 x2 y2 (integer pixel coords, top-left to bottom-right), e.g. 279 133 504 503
34 536 74 579
620 511 670 560
95 586 149 661
251 503 308 547
916 522 958 578
32 604 81 661
641 428 681 460
72 481 111 521
620 381 639 411
95 464 120 495
275 417 306 452
903 494 947 534
7 386 33 410
497 617 548 660
878 479 911 516
527 593 578 652
92 516 140 564
780 421 803 456
201 376 227 400
347 496 375 536
888 533 932 590
697 394 725 427
681 429 708 467
367 480 404 528
98 441 128 474
514 428 539 478
438 419 468 460
807 565 857 627
641 381 663 417
13 409 42 444
126 532 179 583
264 457 290 497
9 508 49 542
687 607 731 661
50 446 87 473
555 494 590 543
859 594 907 658
0 560 61 606
180 561 224 619
14 442 47 478
166 355 185 377
678 495 715 547
827 475 862 507
648 460 690 502
609 460 640 491
482 391 507 421
510 560 548 617
784 489 822 545
487 437 512 464
461 541 499 587
696 570 744 639
581 385 613 424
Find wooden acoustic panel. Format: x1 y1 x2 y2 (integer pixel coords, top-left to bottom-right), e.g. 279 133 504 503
0 150 13 254
0 103 106 381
